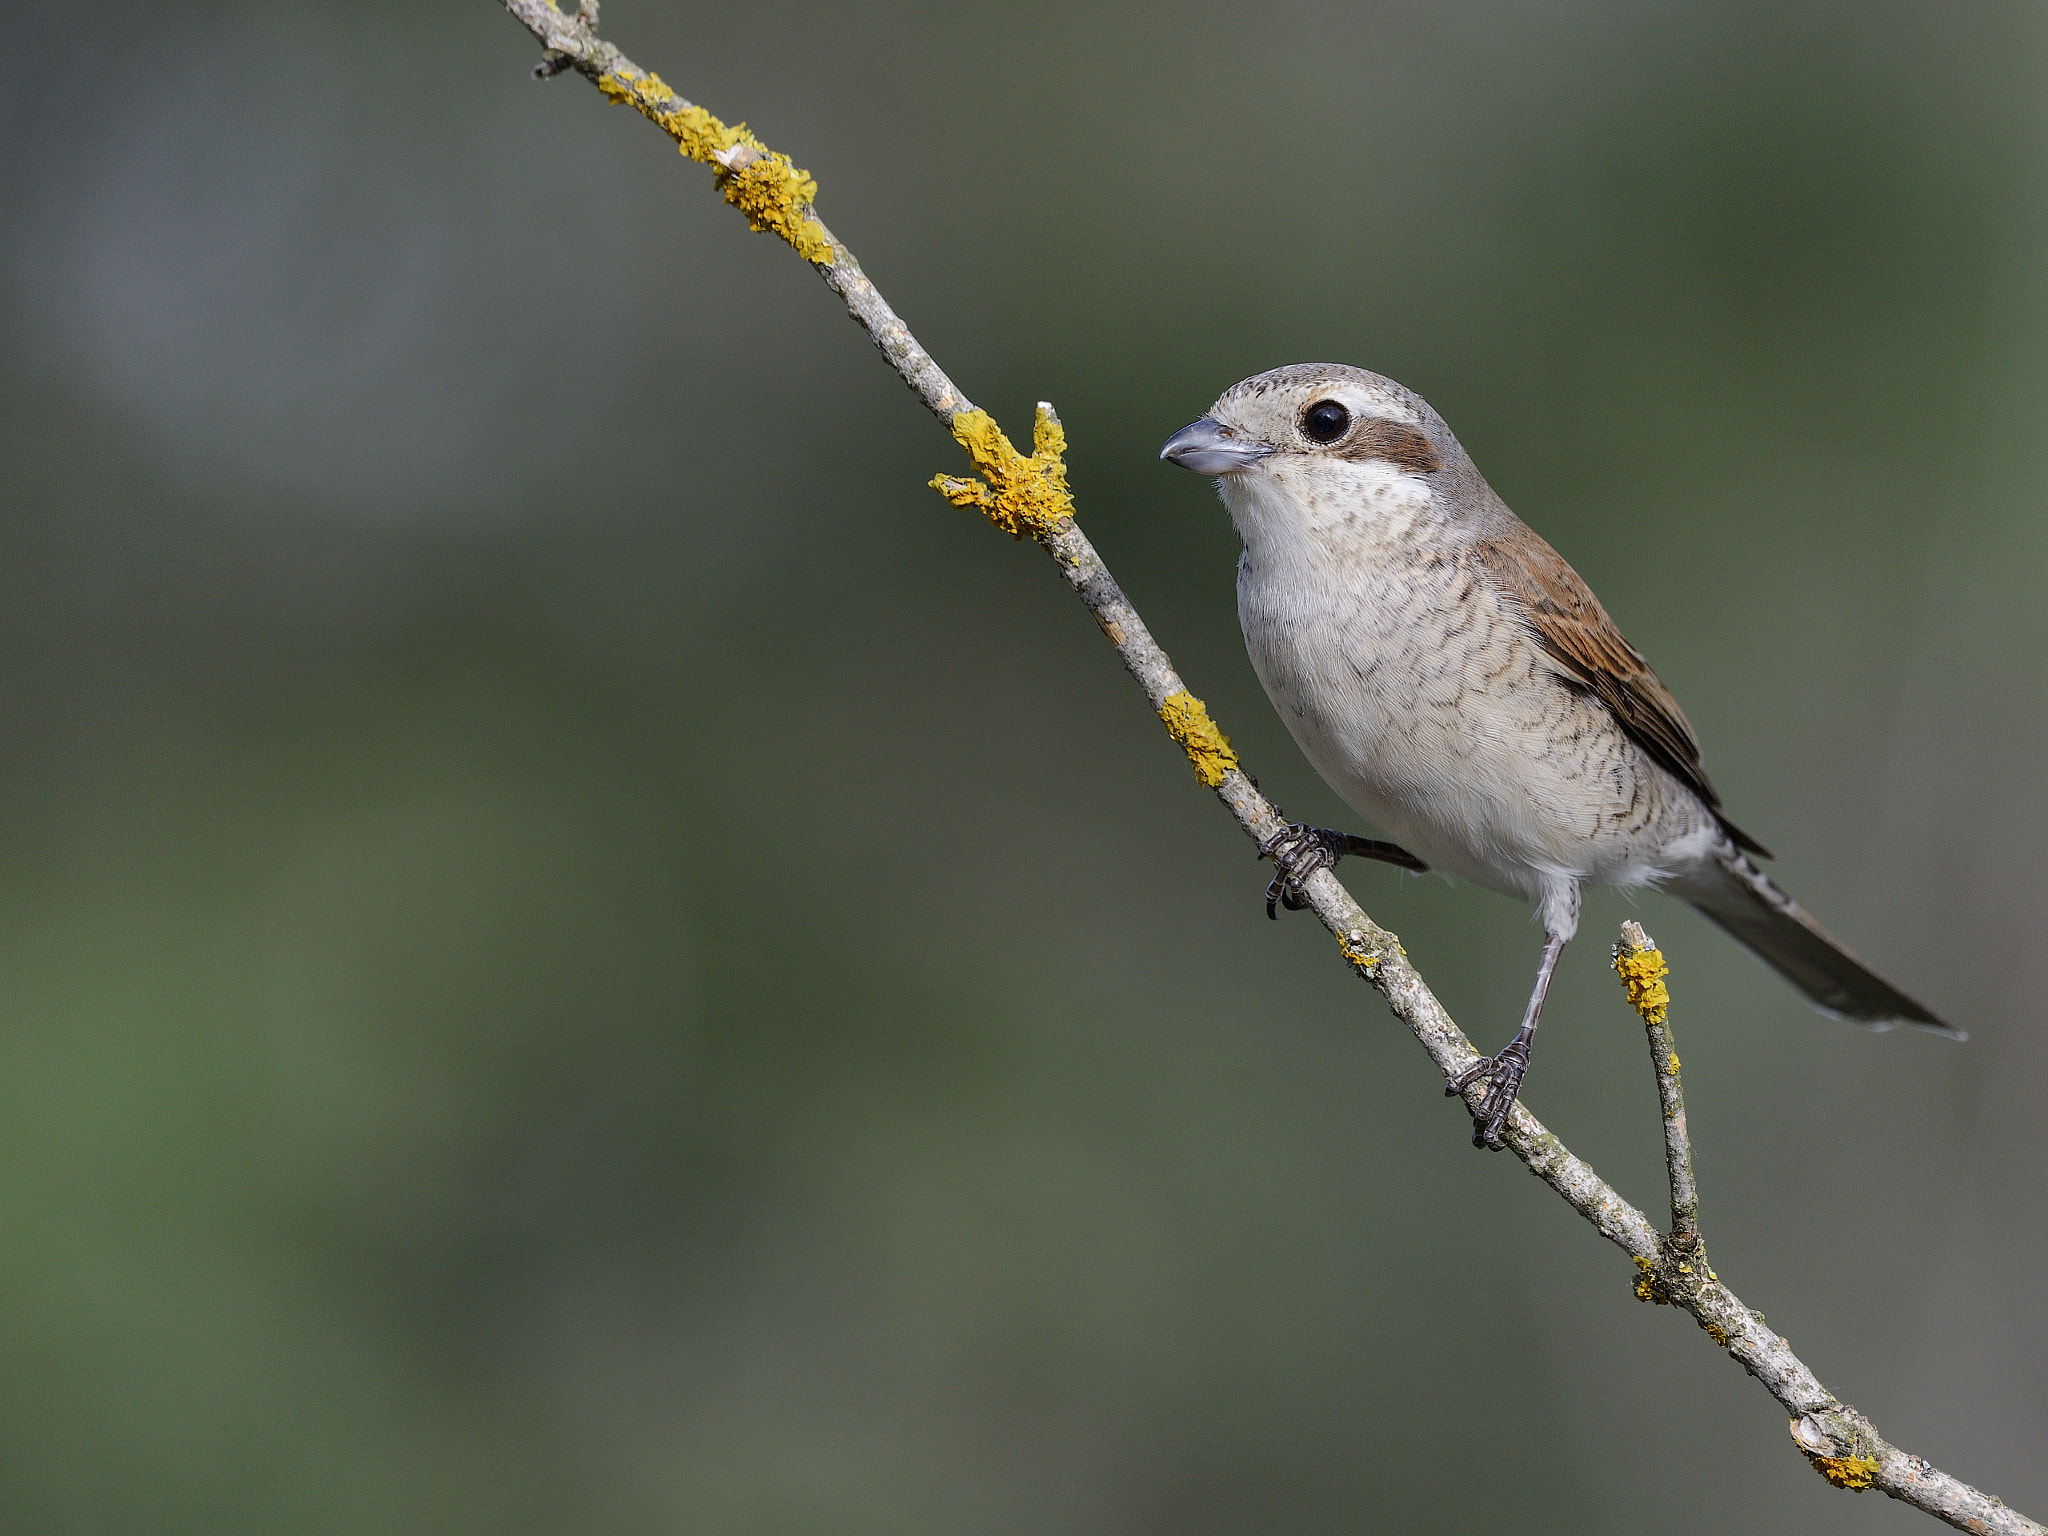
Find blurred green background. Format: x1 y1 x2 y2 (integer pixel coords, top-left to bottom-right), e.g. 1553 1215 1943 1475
0 1 2042 1531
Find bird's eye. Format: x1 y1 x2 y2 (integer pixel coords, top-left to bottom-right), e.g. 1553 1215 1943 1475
1303 400 1350 443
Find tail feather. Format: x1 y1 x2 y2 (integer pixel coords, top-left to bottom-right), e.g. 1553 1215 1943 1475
1673 844 1963 1040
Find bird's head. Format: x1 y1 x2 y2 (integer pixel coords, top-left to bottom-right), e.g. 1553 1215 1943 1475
1159 363 1447 481
1160 363 1464 555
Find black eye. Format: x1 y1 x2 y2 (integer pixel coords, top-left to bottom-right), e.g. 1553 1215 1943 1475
1303 400 1350 443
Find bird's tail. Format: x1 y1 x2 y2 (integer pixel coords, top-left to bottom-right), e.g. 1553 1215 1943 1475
1670 842 1963 1039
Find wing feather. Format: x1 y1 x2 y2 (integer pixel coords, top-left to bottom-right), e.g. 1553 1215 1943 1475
1471 531 1771 857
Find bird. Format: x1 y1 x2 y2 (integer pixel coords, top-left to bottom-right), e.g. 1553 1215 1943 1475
1159 363 1960 1149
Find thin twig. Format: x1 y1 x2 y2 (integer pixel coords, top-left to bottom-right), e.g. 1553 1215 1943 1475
1616 920 1697 1248
489 7 2041 1531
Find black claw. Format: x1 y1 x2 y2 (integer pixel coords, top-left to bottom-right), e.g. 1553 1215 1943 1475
1257 824 1426 917
1257 824 1342 919
1446 1037 1532 1149
1444 932 1561 1150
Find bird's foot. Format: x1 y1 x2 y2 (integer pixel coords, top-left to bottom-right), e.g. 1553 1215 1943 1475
1257 825 1427 919
1258 824 1344 919
1445 1035 1532 1150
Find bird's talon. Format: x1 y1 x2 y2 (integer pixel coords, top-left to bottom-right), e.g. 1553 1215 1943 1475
1258 823 1342 918
1446 1037 1531 1148
1263 872 1287 920
1444 1056 1490 1095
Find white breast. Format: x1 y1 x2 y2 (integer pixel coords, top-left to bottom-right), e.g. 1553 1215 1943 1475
1220 460 1709 912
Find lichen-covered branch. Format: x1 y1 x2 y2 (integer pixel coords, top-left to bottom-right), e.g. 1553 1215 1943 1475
489 7 2042 1532
1615 921 1696 1248
1605 927 2033 1529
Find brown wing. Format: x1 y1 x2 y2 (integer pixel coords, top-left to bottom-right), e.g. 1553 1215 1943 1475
1471 530 1771 857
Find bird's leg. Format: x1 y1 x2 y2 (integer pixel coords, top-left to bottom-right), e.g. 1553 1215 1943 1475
1446 931 1568 1150
1258 825 1427 919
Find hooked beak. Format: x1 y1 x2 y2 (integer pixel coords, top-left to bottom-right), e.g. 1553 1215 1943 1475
1159 417 1272 476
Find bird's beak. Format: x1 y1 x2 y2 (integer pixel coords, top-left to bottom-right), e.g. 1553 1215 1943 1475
1159 417 1272 475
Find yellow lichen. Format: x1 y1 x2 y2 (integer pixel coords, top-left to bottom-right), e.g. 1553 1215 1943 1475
1811 1454 1880 1491
1338 932 1380 973
929 406 1074 540
1666 1051 1681 1076
1631 1255 1670 1305
1614 944 1670 1025
1158 691 1240 788
593 69 833 263
1706 1322 1729 1346
718 152 833 261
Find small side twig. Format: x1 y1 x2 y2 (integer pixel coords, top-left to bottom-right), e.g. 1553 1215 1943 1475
1606 923 2033 1525
532 0 594 77
1615 920 1696 1249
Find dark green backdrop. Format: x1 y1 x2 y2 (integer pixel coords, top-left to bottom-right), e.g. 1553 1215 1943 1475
0 2 2042 1531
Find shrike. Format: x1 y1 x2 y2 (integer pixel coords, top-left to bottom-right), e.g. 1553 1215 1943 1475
1161 363 1958 1148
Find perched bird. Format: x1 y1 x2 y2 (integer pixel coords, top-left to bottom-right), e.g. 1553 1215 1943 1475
1160 363 1959 1149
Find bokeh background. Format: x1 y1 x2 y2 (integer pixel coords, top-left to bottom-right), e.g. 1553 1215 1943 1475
1 1 2043 1531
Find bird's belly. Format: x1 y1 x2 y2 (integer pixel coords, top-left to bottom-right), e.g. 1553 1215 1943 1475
1240 575 1696 899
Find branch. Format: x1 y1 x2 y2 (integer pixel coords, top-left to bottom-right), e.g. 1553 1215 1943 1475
490 7 2040 1531
1616 920 1696 1249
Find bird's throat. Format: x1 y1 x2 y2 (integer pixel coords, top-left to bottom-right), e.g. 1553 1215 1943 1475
1218 460 1436 585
